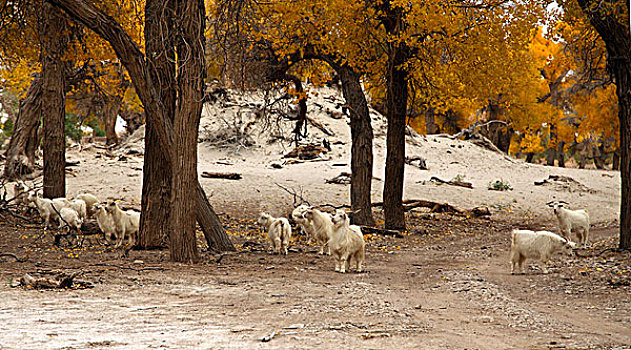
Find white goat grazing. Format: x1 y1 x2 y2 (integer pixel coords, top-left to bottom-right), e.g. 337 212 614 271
76 193 99 218
93 203 116 243
548 201 590 246
258 212 292 255
302 208 334 255
58 207 83 234
106 202 140 248
329 209 365 273
510 229 576 274
66 199 87 221
27 192 63 229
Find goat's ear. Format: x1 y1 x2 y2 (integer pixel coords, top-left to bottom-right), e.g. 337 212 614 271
546 201 555 207
304 210 313 219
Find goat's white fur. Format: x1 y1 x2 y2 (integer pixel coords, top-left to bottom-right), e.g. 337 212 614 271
58 207 83 234
27 192 64 229
510 229 575 274
329 209 365 273
258 212 291 255
13 181 29 207
106 202 140 248
551 203 590 246
301 207 334 255
76 193 99 218
93 203 116 243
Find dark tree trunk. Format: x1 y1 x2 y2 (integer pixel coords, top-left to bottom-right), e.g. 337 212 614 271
545 148 555 166
525 152 535 163
557 141 565 168
3 77 42 180
47 0 235 252
40 3 68 199
425 111 440 134
139 0 175 249
593 142 606 170
613 149 620 170
381 3 409 230
104 95 122 146
169 0 204 263
576 0 630 249
284 74 307 145
337 66 375 226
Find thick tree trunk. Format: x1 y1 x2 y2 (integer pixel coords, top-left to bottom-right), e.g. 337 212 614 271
337 66 374 226
138 0 175 249
576 0 630 249
168 0 204 263
425 111 440 134
525 152 535 163
104 96 122 146
380 3 409 230
557 141 565 168
2 77 42 180
47 0 235 252
40 4 68 199
545 148 555 166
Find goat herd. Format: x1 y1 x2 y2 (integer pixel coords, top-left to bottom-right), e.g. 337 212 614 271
10 181 590 275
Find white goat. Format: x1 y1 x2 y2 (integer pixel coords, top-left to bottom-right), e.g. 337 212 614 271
106 202 140 248
329 209 365 273
301 207 334 255
66 199 87 221
548 201 590 246
292 204 316 243
13 181 29 207
258 212 292 255
58 207 83 235
27 192 63 229
93 203 116 243
76 193 99 218
510 229 576 274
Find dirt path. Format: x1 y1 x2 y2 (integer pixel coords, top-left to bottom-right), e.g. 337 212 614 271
1 215 629 349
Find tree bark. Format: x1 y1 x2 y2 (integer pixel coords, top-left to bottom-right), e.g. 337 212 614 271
525 152 535 163
613 149 620 171
557 141 565 168
40 3 69 199
576 0 630 249
337 66 375 226
138 0 176 249
168 0 204 263
381 3 409 230
46 0 235 252
2 77 42 180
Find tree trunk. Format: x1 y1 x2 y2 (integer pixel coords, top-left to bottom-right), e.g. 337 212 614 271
168 0 204 263
40 3 69 199
576 0 630 249
525 152 535 163
104 95 122 146
2 77 42 180
337 66 374 226
613 149 620 171
557 141 565 168
47 0 235 252
545 148 555 166
425 111 440 134
381 4 409 230
138 0 176 249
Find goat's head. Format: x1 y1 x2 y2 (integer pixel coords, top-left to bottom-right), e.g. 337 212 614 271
331 209 349 226
257 212 271 226
547 200 568 214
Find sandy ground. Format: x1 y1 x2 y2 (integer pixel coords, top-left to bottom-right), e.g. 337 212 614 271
0 87 628 349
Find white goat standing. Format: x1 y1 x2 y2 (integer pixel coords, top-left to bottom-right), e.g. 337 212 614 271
93 203 116 243
329 209 365 273
13 181 29 207
301 207 334 255
547 201 590 246
292 204 316 244
510 229 576 274
106 202 140 248
258 212 292 255
27 192 63 229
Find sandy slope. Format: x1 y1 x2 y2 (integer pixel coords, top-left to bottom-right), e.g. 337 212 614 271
56 86 619 229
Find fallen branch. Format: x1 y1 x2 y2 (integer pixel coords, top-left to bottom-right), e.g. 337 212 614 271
307 117 334 136
17 271 92 289
429 176 473 189
201 172 242 180
371 199 490 217
0 252 26 262
359 225 404 238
